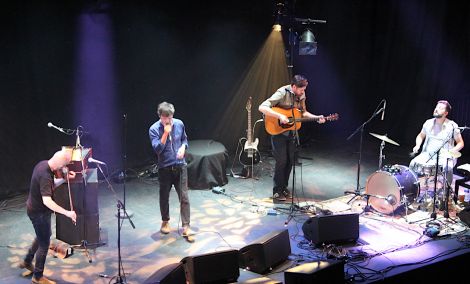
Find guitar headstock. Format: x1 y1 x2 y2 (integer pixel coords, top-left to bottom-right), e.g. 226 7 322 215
246 97 252 112
326 113 339 121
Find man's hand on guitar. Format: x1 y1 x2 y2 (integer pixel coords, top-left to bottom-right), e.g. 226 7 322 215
317 115 326 124
279 114 289 124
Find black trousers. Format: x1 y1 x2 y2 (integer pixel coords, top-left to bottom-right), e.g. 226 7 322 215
25 211 52 279
271 134 296 194
158 165 190 226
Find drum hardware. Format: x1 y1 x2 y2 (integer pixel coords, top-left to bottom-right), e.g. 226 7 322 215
369 132 400 170
369 132 400 146
365 165 418 217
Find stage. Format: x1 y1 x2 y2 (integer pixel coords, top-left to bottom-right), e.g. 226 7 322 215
1 140 470 283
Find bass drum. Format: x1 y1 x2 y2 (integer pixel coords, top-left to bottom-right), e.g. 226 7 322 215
365 165 419 214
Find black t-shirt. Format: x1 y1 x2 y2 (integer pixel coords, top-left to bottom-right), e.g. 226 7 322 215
26 160 54 213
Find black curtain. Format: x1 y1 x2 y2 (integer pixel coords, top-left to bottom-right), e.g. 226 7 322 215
1 0 469 198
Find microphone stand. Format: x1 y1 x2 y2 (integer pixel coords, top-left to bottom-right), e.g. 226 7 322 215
424 128 456 220
346 100 385 203
285 92 300 226
95 163 135 284
118 114 133 219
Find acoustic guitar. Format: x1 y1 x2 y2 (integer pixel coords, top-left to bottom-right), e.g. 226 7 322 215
264 107 339 135
239 97 261 166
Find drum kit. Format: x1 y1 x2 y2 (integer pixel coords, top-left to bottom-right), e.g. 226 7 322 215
350 132 462 218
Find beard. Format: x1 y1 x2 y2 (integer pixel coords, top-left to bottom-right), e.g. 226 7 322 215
433 113 443 118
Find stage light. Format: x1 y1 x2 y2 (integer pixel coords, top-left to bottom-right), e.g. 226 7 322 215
299 29 317 55
272 1 285 32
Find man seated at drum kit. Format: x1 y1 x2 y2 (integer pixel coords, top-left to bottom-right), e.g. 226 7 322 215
409 100 465 203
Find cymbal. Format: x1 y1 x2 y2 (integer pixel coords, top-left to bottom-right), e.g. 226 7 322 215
442 150 462 158
369 132 400 146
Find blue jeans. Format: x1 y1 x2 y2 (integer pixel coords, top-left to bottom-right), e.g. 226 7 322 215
25 211 52 279
158 165 190 226
271 134 296 194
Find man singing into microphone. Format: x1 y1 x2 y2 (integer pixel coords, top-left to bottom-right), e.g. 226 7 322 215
149 102 193 242
259 75 325 202
409 100 464 186
19 149 77 284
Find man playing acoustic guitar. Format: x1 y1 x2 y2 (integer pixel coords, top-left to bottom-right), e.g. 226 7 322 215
259 75 326 202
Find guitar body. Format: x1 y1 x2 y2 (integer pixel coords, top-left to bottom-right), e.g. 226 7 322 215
264 107 303 135
239 97 261 166
239 138 261 166
264 107 339 135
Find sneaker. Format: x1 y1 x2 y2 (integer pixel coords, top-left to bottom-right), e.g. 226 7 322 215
160 221 170 234
182 225 195 243
273 192 286 202
32 276 56 284
282 189 293 199
19 261 34 272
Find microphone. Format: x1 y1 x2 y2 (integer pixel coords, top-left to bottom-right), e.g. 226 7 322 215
88 157 106 165
47 122 66 133
381 100 386 121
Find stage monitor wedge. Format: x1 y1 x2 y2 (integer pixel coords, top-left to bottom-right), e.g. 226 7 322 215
181 249 239 284
302 213 359 246
238 229 291 274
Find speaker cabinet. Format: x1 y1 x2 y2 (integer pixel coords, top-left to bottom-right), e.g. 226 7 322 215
302 213 359 246
143 263 186 284
55 168 100 245
181 249 239 284
284 260 345 283
238 229 291 274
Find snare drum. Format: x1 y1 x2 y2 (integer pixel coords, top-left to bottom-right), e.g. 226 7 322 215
412 163 443 177
365 165 419 214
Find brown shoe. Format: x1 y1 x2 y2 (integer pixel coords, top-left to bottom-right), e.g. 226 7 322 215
32 276 56 284
160 221 170 234
19 261 34 272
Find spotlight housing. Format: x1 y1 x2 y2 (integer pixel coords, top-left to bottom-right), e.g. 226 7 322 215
299 29 317 55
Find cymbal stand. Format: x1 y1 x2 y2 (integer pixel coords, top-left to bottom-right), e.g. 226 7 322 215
378 140 385 169
346 100 385 203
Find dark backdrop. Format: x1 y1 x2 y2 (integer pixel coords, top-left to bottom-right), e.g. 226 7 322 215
1 0 469 198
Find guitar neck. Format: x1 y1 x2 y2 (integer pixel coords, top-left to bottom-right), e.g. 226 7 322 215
295 117 322 122
247 110 252 143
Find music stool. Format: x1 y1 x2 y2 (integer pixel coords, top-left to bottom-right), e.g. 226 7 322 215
455 164 470 199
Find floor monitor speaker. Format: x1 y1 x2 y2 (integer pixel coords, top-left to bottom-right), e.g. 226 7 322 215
238 229 291 274
302 213 359 246
181 249 239 284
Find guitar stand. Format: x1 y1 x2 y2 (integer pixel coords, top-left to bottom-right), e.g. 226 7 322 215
230 137 259 180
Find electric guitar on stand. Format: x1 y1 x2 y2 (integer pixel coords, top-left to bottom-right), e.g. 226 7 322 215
264 107 339 135
239 97 261 166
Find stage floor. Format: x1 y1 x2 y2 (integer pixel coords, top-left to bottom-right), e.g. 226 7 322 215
1 139 470 283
